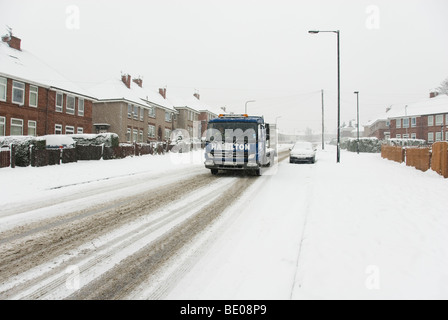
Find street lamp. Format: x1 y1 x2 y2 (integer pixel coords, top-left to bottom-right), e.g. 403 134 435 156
354 91 359 154
309 30 341 163
245 100 256 114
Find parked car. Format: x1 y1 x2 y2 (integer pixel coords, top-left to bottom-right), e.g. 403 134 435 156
289 141 316 164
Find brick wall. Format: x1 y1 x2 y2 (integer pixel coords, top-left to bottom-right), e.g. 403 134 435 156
0 76 93 136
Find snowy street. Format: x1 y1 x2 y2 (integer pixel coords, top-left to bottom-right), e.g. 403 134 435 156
1 145 448 299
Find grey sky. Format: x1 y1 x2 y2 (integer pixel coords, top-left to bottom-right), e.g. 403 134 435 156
1 0 447 134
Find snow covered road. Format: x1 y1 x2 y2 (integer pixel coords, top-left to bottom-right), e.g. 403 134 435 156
1 145 448 300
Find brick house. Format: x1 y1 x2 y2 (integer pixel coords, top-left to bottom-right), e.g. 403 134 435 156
386 93 448 144
168 92 219 140
90 75 177 143
363 116 389 140
0 34 95 137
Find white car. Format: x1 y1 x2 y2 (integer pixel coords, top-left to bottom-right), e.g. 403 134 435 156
289 142 316 164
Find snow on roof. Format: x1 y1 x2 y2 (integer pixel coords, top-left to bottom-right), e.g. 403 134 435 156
0 40 95 99
88 78 176 112
167 94 220 116
386 94 448 118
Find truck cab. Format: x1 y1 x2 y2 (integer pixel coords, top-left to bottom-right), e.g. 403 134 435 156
204 114 274 175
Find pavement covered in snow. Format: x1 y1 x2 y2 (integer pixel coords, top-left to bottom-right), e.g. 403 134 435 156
1 144 448 299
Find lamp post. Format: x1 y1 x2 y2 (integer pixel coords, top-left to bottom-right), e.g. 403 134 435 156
245 100 256 114
354 91 359 154
309 30 341 163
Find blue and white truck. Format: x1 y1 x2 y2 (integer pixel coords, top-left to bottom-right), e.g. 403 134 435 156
204 114 276 175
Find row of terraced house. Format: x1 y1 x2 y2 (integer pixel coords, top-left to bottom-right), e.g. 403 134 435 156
363 91 448 144
0 33 220 143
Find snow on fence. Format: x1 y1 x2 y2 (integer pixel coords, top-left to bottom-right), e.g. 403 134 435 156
0 146 11 168
381 145 405 163
431 142 448 178
0 134 182 169
405 147 431 172
381 142 448 178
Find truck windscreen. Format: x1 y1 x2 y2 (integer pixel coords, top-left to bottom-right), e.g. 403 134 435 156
206 122 258 143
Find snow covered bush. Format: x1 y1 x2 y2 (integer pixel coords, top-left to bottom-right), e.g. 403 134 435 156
0 136 46 167
344 137 382 153
69 133 119 148
385 138 426 147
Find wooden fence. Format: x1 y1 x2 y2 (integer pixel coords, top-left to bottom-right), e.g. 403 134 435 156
381 145 405 163
382 142 448 178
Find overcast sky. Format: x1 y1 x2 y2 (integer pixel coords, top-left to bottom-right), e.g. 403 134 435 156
1 0 448 134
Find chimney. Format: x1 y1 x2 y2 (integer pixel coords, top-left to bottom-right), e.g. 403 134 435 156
121 74 131 89
193 92 200 100
430 91 439 98
2 34 21 51
133 77 143 88
159 88 167 99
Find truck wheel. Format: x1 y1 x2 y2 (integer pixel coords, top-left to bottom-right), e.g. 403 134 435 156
211 169 218 175
254 168 261 176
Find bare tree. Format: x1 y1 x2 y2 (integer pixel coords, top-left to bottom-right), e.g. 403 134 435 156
437 77 448 95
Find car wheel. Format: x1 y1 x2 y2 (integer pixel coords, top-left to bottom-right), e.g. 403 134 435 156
211 169 218 175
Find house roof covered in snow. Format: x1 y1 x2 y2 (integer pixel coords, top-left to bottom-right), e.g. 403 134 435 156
0 40 95 100
89 77 176 112
385 94 448 119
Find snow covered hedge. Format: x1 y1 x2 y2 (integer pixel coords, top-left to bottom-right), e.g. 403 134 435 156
0 136 46 167
342 137 382 153
69 133 119 148
385 138 426 147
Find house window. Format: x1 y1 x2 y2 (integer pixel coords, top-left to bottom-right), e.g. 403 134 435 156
139 130 143 142
396 119 401 128
386 120 390 128
65 126 75 134
66 96 75 115
126 128 131 142
403 118 409 128
165 111 171 122
128 104 132 118
28 120 37 136
446 114 448 125
78 98 84 116
29 86 38 107
55 124 63 134
148 125 155 138
428 116 434 126
411 133 416 139
165 129 171 140
12 81 25 105
436 132 442 142
0 117 5 136
56 92 63 112
402 134 409 139
134 106 139 120
11 118 23 135
428 132 434 143
140 108 144 121
411 117 416 127
148 106 155 118
435 115 443 126
133 129 138 142
396 134 401 139
77 127 84 134
446 132 448 141
0 77 6 101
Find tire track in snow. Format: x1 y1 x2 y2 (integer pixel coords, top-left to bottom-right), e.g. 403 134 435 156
0 171 213 289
